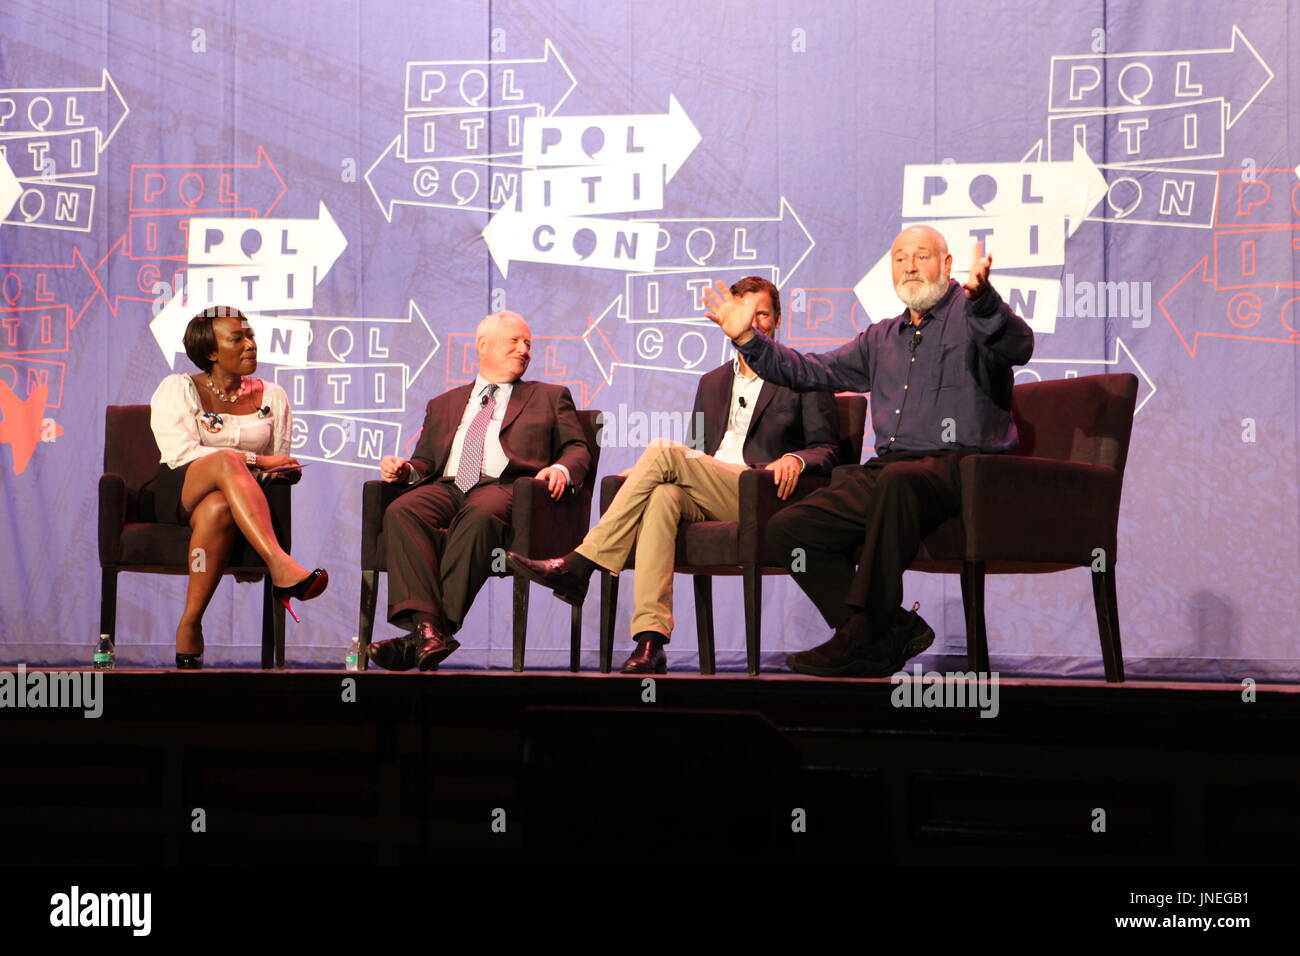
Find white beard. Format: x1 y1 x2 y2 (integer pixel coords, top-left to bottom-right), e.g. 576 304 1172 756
895 276 949 315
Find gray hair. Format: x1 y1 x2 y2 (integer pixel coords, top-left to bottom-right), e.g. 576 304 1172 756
476 310 527 340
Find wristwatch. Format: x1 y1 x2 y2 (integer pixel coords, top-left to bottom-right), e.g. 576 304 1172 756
244 451 258 467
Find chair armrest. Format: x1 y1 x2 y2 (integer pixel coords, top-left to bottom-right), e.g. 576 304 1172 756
98 473 126 566
960 455 1124 564
599 474 627 514
360 479 407 569
511 477 594 561
738 468 831 564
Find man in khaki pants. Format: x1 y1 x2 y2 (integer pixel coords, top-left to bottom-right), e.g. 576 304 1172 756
508 277 840 672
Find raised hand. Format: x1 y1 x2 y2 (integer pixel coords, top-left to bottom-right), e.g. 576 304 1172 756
702 280 757 344
962 241 992 299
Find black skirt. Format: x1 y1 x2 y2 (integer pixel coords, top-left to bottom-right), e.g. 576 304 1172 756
139 462 193 524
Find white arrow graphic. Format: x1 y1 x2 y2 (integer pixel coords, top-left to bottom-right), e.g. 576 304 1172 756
1020 338 1156 414
481 212 659 277
638 196 817 288
522 95 701 182
148 288 308 370
1048 24 1273 130
261 300 441 388
902 143 1107 237
404 38 578 116
0 155 21 223
186 200 347 276
0 69 130 151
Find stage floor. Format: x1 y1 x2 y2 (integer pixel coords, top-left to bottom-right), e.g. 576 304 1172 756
2 667 1297 866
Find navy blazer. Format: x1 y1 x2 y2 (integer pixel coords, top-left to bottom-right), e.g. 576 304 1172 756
686 361 839 475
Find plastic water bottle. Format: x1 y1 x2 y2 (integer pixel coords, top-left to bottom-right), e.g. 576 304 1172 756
345 636 360 672
93 634 115 670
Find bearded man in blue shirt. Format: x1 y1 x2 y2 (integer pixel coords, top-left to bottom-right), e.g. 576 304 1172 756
703 225 1034 677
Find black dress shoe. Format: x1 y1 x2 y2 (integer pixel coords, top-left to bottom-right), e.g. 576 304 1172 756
175 653 203 670
366 634 419 671
413 621 460 672
620 636 667 674
507 552 593 606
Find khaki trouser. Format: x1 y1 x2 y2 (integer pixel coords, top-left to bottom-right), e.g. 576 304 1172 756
575 439 745 639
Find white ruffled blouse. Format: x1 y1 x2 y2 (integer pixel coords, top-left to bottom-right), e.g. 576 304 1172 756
149 373 292 469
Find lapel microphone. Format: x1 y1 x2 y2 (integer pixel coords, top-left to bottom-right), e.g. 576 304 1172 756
257 406 271 418
480 392 490 407
738 396 747 408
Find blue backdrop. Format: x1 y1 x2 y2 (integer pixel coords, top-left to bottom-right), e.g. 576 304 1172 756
1 0 1296 677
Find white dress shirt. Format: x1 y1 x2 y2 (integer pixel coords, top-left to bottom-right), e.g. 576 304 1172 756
443 376 514 481
713 358 768 466
418 376 570 486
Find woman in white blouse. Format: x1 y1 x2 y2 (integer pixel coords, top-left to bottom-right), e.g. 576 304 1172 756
141 305 328 668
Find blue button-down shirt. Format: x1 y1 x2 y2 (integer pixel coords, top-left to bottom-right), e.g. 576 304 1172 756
736 280 1033 457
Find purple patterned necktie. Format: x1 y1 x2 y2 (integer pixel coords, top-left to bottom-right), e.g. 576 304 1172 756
454 384 499 492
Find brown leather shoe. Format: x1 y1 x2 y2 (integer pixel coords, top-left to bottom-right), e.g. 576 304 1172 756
507 552 593 606
620 635 667 674
414 621 460 671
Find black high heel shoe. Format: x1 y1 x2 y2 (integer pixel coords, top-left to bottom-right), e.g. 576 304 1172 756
273 568 329 623
176 653 203 670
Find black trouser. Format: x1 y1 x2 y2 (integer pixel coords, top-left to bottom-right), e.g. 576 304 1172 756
383 478 513 633
766 448 975 644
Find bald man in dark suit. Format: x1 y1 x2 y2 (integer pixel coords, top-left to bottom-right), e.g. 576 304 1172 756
509 277 838 673
367 311 591 671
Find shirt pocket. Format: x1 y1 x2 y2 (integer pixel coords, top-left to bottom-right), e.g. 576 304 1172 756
933 342 974 390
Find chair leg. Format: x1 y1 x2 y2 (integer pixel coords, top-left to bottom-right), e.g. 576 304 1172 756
599 572 618 673
261 576 275 669
358 569 378 671
1091 567 1125 683
742 566 762 676
960 560 989 673
693 575 715 675
100 567 118 645
274 592 286 669
512 576 529 672
569 603 582 673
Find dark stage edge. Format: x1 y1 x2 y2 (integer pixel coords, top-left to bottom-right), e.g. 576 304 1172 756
1 667 1298 867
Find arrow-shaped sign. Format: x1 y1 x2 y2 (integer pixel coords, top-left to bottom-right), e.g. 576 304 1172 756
0 154 21 223
130 145 286 216
1159 255 1300 358
481 212 659 277
186 201 347 277
1021 338 1156 414
1048 24 1273 130
260 301 440 389
522 95 701 182
0 245 105 329
0 69 129 150
149 287 312 369
902 143 1107 237
404 39 578 116
364 135 527 220
636 197 816 288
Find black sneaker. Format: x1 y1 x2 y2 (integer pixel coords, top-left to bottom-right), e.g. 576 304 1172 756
857 602 934 678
